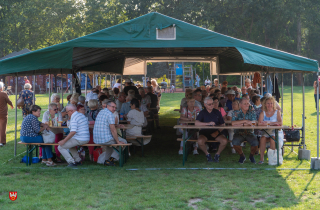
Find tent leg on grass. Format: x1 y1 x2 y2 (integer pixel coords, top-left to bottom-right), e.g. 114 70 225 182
299 72 311 160
311 72 320 169
14 75 18 156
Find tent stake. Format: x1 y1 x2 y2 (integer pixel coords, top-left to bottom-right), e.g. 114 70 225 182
14 75 17 156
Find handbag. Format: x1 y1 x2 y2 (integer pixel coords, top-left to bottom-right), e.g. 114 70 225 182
17 96 24 108
41 130 56 143
268 149 283 165
285 130 300 142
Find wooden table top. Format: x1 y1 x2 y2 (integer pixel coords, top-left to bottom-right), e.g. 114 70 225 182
174 109 180 112
179 119 232 124
50 124 134 130
173 124 293 130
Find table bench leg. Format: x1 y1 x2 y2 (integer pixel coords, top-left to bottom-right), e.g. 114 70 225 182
134 138 144 157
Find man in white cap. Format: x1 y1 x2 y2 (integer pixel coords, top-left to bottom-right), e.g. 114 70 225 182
123 78 139 96
225 90 236 111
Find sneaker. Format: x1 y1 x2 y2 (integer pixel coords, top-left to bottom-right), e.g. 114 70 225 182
249 155 256 164
104 159 115 166
67 163 78 167
178 150 183 155
238 156 246 164
214 154 220 163
0 143 3 147
75 161 82 166
231 148 236 154
193 150 199 155
206 154 213 162
46 161 57 167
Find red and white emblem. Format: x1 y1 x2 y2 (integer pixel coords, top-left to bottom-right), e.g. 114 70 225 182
9 191 17 201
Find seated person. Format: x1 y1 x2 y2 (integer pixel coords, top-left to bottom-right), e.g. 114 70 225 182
42 103 63 163
180 88 193 111
258 96 282 164
212 97 227 121
241 86 247 96
116 92 126 112
98 95 109 108
264 93 281 111
227 100 240 154
178 98 201 155
58 104 90 167
147 86 160 129
51 93 63 111
126 99 151 145
213 78 220 88
20 105 55 167
222 81 228 88
225 90 236 111
120 94 133 116
113 88 119 99
93 101 127 166
77 104 86 115
87 99 101 122
139 87 151 109
231 98 258 164
195 97 228 163
245 78 252 89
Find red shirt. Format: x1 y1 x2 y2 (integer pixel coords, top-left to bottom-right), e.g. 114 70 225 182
25 79 30 84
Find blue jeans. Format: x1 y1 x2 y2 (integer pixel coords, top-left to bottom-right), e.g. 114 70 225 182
20 135 53 159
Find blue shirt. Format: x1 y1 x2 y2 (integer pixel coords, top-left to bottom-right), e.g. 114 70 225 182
231 109 256 135
93 109 115 144
226 100 233 110
196 108 225 130
20 114 41 137
120 101 131 115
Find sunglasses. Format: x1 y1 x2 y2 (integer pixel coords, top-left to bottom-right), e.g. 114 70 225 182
53 109 58 111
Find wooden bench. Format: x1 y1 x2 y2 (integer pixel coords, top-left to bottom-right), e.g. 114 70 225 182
18 141 132 167
126 135 152 156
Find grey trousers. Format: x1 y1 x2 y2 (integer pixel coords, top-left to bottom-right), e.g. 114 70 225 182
100 137 127 161
58 138 89 164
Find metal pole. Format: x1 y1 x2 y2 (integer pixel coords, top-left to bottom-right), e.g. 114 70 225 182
14 76 17 156
110 74 112 88
49 74 51 103
240 74 242 88
33 74 35 103
317 72 319 158
281 72 283 118
291 71 294 152
99 73 101 87
182 62 185 91
260 72 263 96
302 72 306 150
85 73 87 97
93 73 95 87
120 75 123 91
105 74 107 89
61 70 63 107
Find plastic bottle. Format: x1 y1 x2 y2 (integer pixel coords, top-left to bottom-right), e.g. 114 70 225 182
55 113 58 126
49 115 52 126
120 113 124 120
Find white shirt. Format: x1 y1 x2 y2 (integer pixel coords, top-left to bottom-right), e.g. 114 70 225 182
69 111 90 141
42 110 63 134
113 83 122 89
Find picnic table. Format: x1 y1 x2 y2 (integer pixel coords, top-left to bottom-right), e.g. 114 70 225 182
179 119 232 125
174 124 292 166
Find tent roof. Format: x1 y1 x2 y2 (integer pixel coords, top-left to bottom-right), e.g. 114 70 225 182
0 12 318 76
0 48 31 61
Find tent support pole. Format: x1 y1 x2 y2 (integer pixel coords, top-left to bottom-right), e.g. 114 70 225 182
291 71 294 151
240 74 242 88
260 71 263 96
110 74 112 88
61 70 63 107
85 73 87 97
120 75 123 91
302 72 306 150
281 72 283 118
144 61 147 88
33 73 35 103
49 74 51 103
14 75 17 156
317 72 319 159
99 73 101 87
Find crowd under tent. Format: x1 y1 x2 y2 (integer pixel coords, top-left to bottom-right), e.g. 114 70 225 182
0 12 319 168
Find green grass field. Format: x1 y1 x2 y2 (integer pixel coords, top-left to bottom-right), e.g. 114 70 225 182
0 86 319 209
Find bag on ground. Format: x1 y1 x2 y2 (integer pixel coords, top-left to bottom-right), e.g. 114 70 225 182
268 149 283 165
41 130 55 143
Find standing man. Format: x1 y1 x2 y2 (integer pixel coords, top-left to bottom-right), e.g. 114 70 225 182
160 79 168 93
58 104 90 167
0 82 13 146
123 79 139 95
231 98 258 164
195 97 228 162
93 101 126 166
314 77 320 109
116 92 126 112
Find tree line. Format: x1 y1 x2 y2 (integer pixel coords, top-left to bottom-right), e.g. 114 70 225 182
1 0 319 85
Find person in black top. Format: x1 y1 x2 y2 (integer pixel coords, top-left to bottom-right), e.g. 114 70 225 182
123 79 139 96
147 86 160 129
195 97 228 163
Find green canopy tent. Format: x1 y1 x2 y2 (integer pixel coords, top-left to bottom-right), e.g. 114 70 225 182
0 12 319 167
